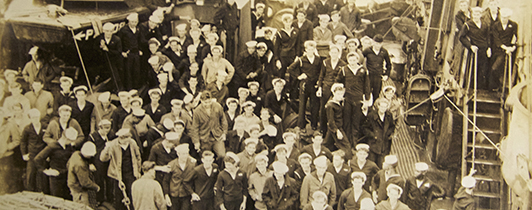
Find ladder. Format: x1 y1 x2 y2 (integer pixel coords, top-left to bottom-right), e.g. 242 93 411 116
461 53 507 209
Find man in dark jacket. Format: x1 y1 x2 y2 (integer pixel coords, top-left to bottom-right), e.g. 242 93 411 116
232 41 262 97
402 162 445 210
363 98 395 166
163 143 197 210
95 22 123 91
214 0 239 63
318 45 346 134
184 150 220 210
262 161 299 210
21 109 47 192
452 176 476 210
489 8 517 91
363 34 391 100
293 9 314 56
67 142 100 209
87 119 115 203
119 13 143 90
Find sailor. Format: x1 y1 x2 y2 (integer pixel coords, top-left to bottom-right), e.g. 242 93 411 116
262 161 300 210
363 34 391 100
94 22 123 91
452 176 476 210
88 119 116 203
184 150 220 210
402 162 445 210
300 155 337 207
375 184 410 210
350 143 380 192
119 13 143 89
371 155 404 203
67 141 100 209
214 152 249 210
489 8 518 91
337 172 373 210
232 40 262 97
69 85 94 137
163 143 197 210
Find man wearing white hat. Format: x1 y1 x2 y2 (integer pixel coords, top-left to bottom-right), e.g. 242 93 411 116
87 119 115 203
67 141 100 209
375 184 410 210
337 172 372 210
214 152 248 210
371 155 404 203
301 155 337 208
144 88 167 123
111 91 132 133
92 92 116 132
452 176 476 210
402 162 445 210
163 143 197 210
324 83 350 158
232 40 262 97
122 108 156 159
205 70 230 104
52 76 75 116
95 22 123 91
489 7 518 91
350 143 379 192
100 127 142 210
119 12 142 89
288 40 323 133
21 46 57 90
146 129 177 182
44 105 85 146
264 78 288 125
35 127 79 199
70 85 95 137
365 97 395 168
262 161 299 210
248 154 272 210
160 99 192 132
21 109 47 192
234 101 260 133
163 36 185 70
317 45 346 133
213 0 239 63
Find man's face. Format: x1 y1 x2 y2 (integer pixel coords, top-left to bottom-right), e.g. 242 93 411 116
128 19 139 28
149 44 159 54
333 89 345 100
247 46 255 54
300 159 311 169
188 77 198 87
120 96 131 106
178 29 187 37
170 42 180 51
305 45 316 54
150 93 161 102
201 98 213 107
59 110 71 120
238 90 249 99
347 55 359 65
377 101 390 113
250 130 260 138
75 91 87 101
172 104 182 113
489 1 498 11
207 37 218 45
158 76 168 86
234 122 245 131
297 13 306 22
260 109 270 120
332 155 344 167
347 42 358 51
256 7 264 14
373 41 383 49
257 48 267 57
384 89 394 100
284 136 295 146
356 150 368 160
256 159 267 171
103 28 114 38
174 124 185 135
319 19 329 28
177 149 189 159
249 85 259 95
329 48 340 59
99 124 111 135
501 15 510 23
225 162 237 172
228 102 238 111
202 155 214 166
387 189 400 201
32 82 43 92
459 2 468 11
244 105 254 114
212 49 222 58
188 51 197 59
131 101 142 109
331 14 340 22
274 171 284 180
276 149 287 159
60 81 72 91
316 164 327 176
273 82 284 92
29 114 40 124
148 20 158 29
352 178 364 189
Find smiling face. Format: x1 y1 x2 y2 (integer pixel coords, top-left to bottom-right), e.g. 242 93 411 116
211 48 222 58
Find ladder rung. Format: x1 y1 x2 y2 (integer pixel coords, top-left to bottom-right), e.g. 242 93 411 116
467 128 501 134
468 112 501 119
466 158 501 166
473 97 502 104
473 191 501 199
467 143 497 150
473 174 501 182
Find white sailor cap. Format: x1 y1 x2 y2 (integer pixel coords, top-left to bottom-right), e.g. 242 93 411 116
102 22 115 31
272 161 289 174
246 40 258 48
244 138 259 146
58 105 72 112
331 83 345 93
118 91 130 98
211 45 223 52
272 78 286 86
384 155 398 166
73 85 88 93
28 46 39 55
81 141 97 157
206 32 219 40
175 143 189 153
298 153 313 162
283 132 297 140
249 124 261 132
386 183 403 195
356 143 370 152
255 3 265 8
148 88 162 96
272 144 288 153
242 101 256 108
163 118 175 130
304 40 317 48
98 91 111 102
129 97 143 106
148 38 161 47
116 128 131 137
346 38 360 45
168 36 179 43
461 176 476 188
319 14 330 21
171 99 184 107
264 124 277 136
176 23 187 30
65 127 78 140
190 19 200 26
351 171 367 182
129 89 139 97
98 119 112 126
157 73 168 80
313 155 328 167
174 120 185 127
27 108 41 118
60 76 73 84
226 152 240 163
148 56 160 65
202 25 212 33
132 108 145 117
3 69 17 77
225 97 238 107
238 87 250 95
248 81 260 88
149 15 161 23
165 132 179 140
183 94 193 104
255 154 269 162
162 62 174 71
126 13 138 21
415 162 429 171
334 35 347 42
281 13 293 21
255 29 265 38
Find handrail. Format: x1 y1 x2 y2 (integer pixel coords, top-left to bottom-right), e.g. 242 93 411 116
471 51 478 172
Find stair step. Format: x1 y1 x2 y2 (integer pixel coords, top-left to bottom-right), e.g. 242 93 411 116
467 143 497 150
473 191 500 199
473 175 501 182
468 112 501 119
466 158 501 165
474 97 502 104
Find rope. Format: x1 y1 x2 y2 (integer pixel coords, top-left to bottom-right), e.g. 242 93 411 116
443 94 504 156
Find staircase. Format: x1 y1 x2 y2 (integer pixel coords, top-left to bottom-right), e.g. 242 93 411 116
461 90 507 210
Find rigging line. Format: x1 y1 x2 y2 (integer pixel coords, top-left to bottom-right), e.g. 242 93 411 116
444 94 504 156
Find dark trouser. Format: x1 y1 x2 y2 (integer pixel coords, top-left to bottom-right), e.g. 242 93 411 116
320 84 333 134
490 52 514 90
298 83 319 129
94 159 112 203
113 175 135 210
225 30 237 64
125 52 141 89
0 155 24 194
170 195 191 210
25 159 48 193
201 138 226 159
224 199 244 210
343 97 363 143
471 47 490 90
370 74 383 101
192 197 215 210
368 151 384 168
50 173 71 200
325 129 353 160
